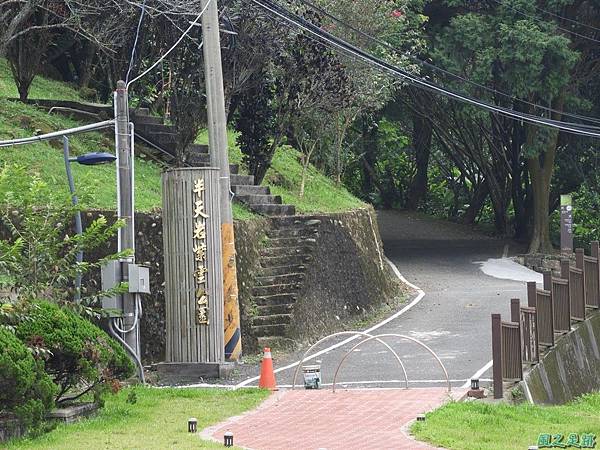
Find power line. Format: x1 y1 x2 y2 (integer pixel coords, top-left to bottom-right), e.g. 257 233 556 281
251 0 600 138
126 0 148 84
126 0 212 89
490 0 600 45
293 0 600 128
522 1 600 34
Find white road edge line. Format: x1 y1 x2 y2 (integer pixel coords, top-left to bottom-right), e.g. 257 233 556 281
462 359 493 389
233 256 426 389
277 378 493 387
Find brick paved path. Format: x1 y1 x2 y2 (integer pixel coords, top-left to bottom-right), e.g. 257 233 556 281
205 388 464 450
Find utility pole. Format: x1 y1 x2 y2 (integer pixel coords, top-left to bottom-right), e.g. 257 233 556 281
115 80 140 359
200 0 242 361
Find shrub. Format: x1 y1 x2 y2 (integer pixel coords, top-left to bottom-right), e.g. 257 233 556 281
0 165 128 307
0 327 56 427
15 301 134 403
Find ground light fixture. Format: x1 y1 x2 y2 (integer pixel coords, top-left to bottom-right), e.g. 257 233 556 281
467 378 485 399
63 136 117 302
224 431 234 447
188 418 198 433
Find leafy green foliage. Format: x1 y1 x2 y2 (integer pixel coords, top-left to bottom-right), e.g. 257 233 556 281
234 71 276 182
343 117 412 208
572 180 600 247
0 327 56 427
14 301 134 403
0 166 128 306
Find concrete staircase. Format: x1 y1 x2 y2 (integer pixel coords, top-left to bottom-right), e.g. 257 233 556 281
251 217 321 346
26 99 313 343
132 110 296 217
19 100 295 217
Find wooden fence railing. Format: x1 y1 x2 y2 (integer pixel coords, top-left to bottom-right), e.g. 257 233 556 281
584 242 599 309
567 256 585 322
492 241 600 399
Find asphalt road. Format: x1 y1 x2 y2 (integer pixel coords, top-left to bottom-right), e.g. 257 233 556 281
234 210 542 390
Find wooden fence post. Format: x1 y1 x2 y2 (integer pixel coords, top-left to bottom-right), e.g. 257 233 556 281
492 313 503 399
511 298 520 323
527 281 537 308
576 248 585 270
561 259 570 280
543 270 552 291
586 242 600 309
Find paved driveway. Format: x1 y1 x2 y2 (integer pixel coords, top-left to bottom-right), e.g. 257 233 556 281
235 210 542 390
205 388 464 449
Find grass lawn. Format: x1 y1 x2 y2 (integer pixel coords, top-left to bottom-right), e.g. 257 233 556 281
8 386 270 450
412 393 600 450
197 130 365 214
0 59 83 101
1 58 364 217
0 98 163 212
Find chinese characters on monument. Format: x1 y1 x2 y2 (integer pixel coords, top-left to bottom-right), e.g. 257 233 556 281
193 178 210 325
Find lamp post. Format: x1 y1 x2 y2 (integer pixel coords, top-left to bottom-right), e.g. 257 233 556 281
63 136 117 302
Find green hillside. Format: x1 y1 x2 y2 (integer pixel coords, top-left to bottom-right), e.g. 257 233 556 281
0 60 364 217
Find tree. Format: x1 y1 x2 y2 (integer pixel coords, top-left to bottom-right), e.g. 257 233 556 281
418 0 583 249
234 71 277 181
6 8 51 101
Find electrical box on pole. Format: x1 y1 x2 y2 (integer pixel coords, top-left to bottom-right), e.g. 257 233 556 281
103 80 144 381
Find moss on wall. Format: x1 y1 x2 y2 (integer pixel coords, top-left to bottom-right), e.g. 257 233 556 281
287 207 402 343
234 217 269 354
84 206 403 362
525 312 600 404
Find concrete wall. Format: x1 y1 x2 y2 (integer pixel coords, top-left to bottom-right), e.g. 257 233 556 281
287 207 401 343
233 216 269 353
514 253 575 278
83 207 399 361
524 311 600 404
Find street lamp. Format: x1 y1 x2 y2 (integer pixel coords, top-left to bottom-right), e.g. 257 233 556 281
63 136 117 302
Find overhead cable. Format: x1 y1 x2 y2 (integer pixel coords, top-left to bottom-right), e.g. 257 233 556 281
126 0 212 89
126 0 148 84
251 0 600 138
293 0 600 127
490 0 600 45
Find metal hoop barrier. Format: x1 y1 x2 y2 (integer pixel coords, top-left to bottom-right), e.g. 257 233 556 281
332 333 451 393
291 331 409 390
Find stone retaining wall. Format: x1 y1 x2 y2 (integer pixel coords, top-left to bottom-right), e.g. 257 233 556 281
514 253 575 277
74 207 401 362
523 311 600 404
287 207 401 343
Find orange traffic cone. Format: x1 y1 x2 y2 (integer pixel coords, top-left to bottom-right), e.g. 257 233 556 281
258 347 277 390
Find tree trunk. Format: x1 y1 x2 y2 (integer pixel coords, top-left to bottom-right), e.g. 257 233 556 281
406 116 432 210
0 3 34 58
462 181 489 224
299 143 316 199
526 94 564 253
76 42 95 89
361 117 378 198
526 136 558 253
528 156 554 253
510 119 528 240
